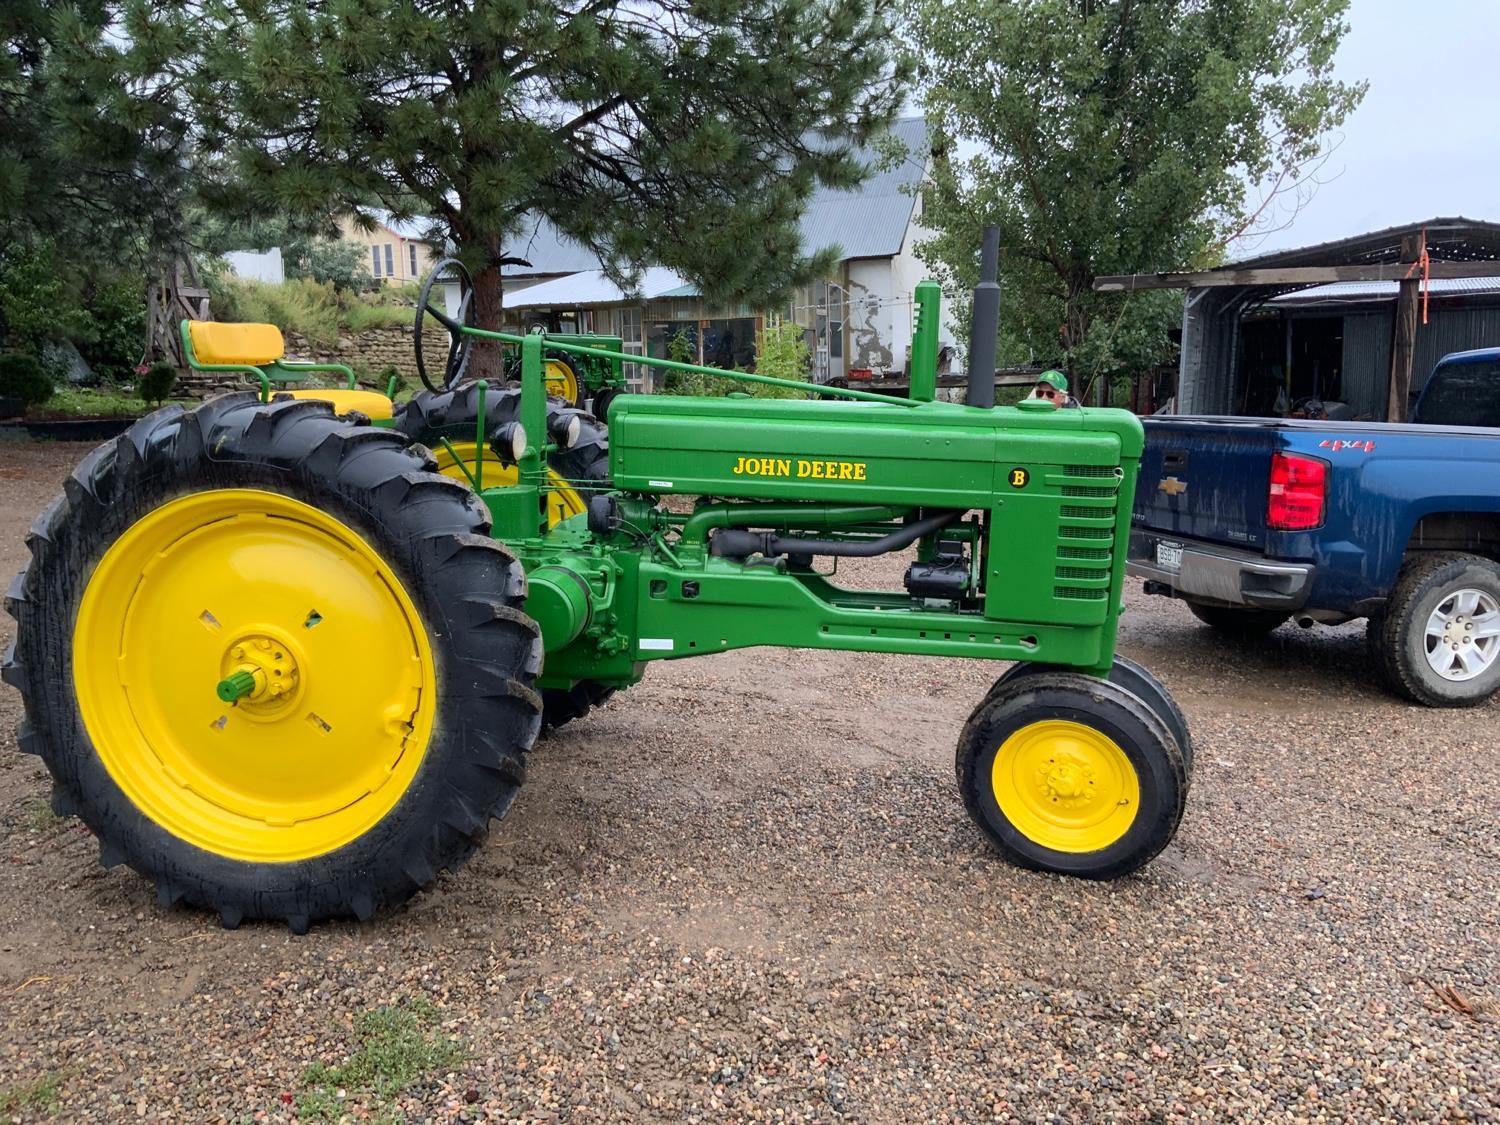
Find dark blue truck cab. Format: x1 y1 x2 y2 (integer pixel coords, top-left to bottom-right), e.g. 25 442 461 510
1128 348 1500 706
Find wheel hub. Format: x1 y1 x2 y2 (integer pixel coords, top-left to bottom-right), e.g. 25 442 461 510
1037 757 1093 804
216 632 302 716
1424 587 1500 681
993 719 1139 853
73 489 437 863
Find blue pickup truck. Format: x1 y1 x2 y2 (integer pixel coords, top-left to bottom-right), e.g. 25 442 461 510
1128 347 1500 707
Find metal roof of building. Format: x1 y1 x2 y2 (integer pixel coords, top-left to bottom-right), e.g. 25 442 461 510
1229 217 1500 270
1268 276 1500 306
502 116 928 276
504 267 697 309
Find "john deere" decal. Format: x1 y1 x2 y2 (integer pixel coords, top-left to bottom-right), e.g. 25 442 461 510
731 456 869 480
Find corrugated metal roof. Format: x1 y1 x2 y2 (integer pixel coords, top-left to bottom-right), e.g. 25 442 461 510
1228 217 1500 269
502 116 928 275
798 115 927 259
502 214 607 276
504 267 697 309
1269 276 1500 305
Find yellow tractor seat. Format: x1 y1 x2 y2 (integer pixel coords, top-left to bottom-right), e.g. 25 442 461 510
279 388 394 422
187 321 286 367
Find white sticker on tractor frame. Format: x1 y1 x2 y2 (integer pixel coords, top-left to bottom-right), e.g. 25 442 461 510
639 638 674 651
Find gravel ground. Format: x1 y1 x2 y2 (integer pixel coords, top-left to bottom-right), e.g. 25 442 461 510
0 438 1495 1123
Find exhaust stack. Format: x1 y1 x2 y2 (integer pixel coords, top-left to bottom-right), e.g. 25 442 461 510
966 225 1000 408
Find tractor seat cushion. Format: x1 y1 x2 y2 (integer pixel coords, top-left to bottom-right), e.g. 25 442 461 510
188 321 285 366
280 388 394 422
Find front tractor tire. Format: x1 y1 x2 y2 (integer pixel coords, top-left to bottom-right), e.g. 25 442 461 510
1370 552 1500 707
957 674 1186 879
2 395 543 931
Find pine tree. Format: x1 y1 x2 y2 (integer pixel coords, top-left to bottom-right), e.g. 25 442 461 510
1 1 190 270
185 0 910 372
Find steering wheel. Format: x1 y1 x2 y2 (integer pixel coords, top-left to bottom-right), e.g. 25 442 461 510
414 257 477 393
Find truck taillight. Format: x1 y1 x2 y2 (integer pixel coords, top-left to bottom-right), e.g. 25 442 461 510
1267 452 1327 530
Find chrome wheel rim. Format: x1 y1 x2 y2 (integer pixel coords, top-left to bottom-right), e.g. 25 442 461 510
1423 587 1500 681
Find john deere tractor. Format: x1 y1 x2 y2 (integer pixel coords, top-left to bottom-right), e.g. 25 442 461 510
2 242 1191 932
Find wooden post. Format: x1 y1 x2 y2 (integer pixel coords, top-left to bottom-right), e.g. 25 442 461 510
1386 232 1423 422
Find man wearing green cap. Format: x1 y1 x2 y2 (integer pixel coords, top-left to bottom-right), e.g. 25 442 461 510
1028 369 1079 408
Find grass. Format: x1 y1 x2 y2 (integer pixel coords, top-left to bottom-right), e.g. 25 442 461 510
296 999 463 1122
345 303 415 333
19 795 60 833
208 276 422 347
0 1070 65 1115
25 385 195 420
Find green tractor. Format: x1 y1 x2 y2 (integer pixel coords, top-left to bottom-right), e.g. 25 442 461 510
2 242 1191 932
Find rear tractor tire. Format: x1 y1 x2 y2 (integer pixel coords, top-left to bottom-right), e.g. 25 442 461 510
956 673 1186 879
396 383 609 528
1371 551 1500 707
2 395 544 930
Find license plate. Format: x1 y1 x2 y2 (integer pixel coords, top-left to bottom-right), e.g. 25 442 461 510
1155 541 1183 571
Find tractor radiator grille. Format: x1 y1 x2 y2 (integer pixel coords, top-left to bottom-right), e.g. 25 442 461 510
1053 466 1120 602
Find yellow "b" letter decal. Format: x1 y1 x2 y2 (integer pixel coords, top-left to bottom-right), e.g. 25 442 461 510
1009 468 1030 488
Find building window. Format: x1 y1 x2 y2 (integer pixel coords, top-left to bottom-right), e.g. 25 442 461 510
702 318 757 370
370 245 381 278
384 243 394 277
619 306 644 392
409 243 418 278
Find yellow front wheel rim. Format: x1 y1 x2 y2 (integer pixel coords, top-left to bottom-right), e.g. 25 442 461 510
991 720 1139 852
73 490 436 863
431 441 587 527
543 359 579 404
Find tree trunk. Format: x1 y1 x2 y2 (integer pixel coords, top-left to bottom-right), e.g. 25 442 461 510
469 243 507 381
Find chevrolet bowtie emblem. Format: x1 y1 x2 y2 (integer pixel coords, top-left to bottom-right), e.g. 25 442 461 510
1158 476 1188 497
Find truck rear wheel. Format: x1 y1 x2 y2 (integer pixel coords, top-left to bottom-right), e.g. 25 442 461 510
1372 552 1500 707
2 395 544 930
956 674 1186 879
1185 601 1290 636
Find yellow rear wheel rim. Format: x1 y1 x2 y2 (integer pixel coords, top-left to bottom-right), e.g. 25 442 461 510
543 359 579 404
991 720 1139 852
431 441 587 527
73 490 436 863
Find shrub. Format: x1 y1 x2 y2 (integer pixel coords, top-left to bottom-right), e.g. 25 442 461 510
139 362 178 406
0 351 54 406
376 365 407 398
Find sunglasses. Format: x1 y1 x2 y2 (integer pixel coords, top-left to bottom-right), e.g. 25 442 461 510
1034 385 1062 398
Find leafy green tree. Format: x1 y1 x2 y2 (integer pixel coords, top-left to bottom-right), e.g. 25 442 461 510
184 0 910 375
903 0 1365 399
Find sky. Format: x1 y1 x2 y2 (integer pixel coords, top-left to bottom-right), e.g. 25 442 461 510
1237 0 1500 256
